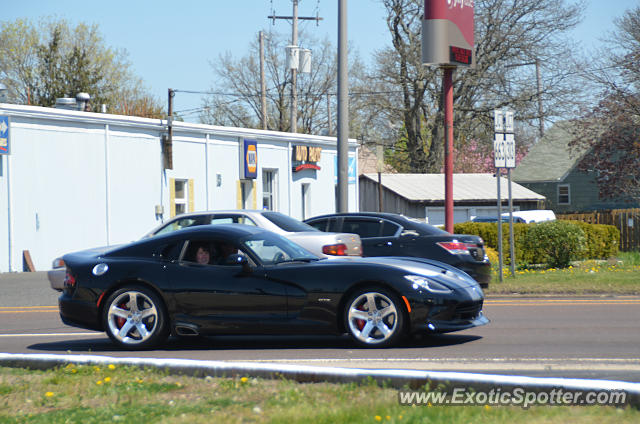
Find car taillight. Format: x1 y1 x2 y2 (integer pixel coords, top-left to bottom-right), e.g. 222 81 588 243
64 268 76 288
436 241 469 255
322 243 348 256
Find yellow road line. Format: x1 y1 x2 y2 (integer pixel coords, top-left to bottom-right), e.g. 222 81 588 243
0 306 58 314
0 306 58 310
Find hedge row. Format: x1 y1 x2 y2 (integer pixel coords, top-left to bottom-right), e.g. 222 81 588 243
454 220 620 267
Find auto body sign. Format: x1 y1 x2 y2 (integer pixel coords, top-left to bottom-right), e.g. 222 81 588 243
422 0 475 67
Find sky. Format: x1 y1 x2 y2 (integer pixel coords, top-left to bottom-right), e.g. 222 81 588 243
3 0 639 122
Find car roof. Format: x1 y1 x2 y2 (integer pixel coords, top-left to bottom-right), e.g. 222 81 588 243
306 212 449 235
307 212 409 222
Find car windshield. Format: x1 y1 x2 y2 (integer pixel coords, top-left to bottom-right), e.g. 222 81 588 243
242 231 319 265
261 211 319 232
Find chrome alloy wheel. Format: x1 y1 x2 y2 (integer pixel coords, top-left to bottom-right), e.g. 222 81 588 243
106 291 159 345
347 292 399 345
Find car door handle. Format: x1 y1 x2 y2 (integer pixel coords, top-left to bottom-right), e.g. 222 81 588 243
375 241 393 247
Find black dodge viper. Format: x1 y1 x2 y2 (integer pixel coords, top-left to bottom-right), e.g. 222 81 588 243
58 224 488 349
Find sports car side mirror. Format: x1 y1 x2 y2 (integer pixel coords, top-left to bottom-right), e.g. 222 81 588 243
225 253 247 265
225 254 252 274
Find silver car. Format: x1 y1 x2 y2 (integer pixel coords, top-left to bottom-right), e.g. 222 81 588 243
48 210 361 290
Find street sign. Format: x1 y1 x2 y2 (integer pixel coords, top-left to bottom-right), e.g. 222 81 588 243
493 109 515 168
493 133 516 169
494 110 504 133
504 110 514 133
0 115 9 155
504 133 515 168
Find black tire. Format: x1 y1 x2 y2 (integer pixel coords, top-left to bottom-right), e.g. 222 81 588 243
103 285 169 350
344 287 405 348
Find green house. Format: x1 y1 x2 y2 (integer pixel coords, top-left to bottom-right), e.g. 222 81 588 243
512 122 640 213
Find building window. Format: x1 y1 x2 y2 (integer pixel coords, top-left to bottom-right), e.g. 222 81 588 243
174 179 188 215
170 178 193 217
558 184 570 205
262 169 277 211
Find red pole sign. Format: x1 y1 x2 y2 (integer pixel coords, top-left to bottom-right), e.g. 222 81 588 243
422 0 475 67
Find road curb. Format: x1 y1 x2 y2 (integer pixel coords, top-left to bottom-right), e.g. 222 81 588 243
1 353 639 407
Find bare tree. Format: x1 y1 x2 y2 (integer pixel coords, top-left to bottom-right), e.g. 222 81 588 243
569 6 640 202
358 0 585 173
203 31 341 134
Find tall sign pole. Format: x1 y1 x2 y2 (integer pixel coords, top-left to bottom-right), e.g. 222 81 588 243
444 67 454 232
494 109 516 280
337 0 349 212
422 0 475 233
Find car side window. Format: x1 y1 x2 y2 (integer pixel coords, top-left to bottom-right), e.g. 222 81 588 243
327 217 342 232
158 241 185 261
306 218 328 231
182 239 245 266
381 221 402 237
342 219 382 239
210 215 257 226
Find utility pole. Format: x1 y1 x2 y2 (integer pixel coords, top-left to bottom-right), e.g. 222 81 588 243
165 88 174 169
337 0 348 212
506 60 544 138
291 0 298 133
327 93 332 135
535 59 544 138
259 31 268 130
268 1 322 134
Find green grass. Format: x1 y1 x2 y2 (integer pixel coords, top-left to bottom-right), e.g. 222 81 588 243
487 251 640 295
0 365 638 423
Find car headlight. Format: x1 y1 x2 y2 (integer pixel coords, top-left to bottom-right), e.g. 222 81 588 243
405 275 453 294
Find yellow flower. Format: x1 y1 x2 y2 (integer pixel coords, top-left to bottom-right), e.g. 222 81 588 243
96 380 103 385
45 392 54 397
93 366 101 372
104 377 111 383
399 416 403 420
240 377 249 383
386 416 391 420
137 379 144 384
484 404 491 411
108 364 116 370
71 369 77 374
375 416 382 422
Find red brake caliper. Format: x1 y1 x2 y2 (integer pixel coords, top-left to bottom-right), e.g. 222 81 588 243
356 301 366 330
116 302 127 328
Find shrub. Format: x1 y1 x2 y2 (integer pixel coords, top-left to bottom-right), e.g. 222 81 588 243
455 220 619 266
522 220 587 268
571 221 619 259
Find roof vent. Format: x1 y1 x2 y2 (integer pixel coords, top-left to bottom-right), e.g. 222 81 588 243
0 83 8 103
54 97 77 110
76 92 90 111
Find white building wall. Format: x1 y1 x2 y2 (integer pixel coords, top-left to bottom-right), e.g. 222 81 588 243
0 155 8 271
107 129 163 242
9 119 108 270
0 104 358 272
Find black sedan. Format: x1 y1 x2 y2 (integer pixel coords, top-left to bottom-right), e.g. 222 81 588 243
305 212 491 287
58 225 488 350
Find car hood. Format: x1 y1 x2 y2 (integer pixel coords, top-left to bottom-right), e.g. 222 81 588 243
325 256 480 288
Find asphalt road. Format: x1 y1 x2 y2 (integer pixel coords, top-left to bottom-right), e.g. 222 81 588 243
2 272 640 382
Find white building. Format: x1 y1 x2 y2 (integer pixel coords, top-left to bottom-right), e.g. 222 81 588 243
0 104 358 272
